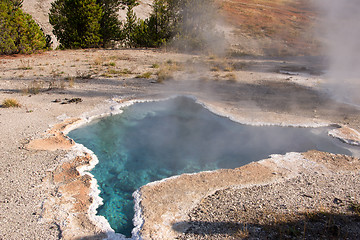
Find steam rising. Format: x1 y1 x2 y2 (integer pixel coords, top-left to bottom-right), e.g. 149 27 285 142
170 0 226 55
316 0 360 105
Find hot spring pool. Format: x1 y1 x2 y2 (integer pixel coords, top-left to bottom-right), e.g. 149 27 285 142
68 96 357 237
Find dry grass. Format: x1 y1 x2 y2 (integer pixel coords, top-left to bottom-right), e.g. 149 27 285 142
67 77 75 87
151 63 160 69
220 0 319 55
2 98 21 108
155 60 183 83
156 68 173 83
75 71 92 79
221 0 315 37
224 65 234 72
349 200 360 216
100 68 133 77
107 69 121 75
48 80 65 90
120 68 132 75
93 57 105 66
208 57 235 72
224 73 237 82
22 80 44 95
18 59 33 70
210 66 220 72
22 78 70 94
104 62 116 67
232 224 249 238
136 72 152 79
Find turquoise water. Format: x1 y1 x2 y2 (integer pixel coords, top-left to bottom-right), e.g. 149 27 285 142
68 96 355 237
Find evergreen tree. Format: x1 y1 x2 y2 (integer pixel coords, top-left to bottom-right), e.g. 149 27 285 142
127 0 172 47
146 0 172 46
167 0 218 51
49 0 103 49
127 0 218 50
0 0 47 54
122 0 139 47
97 0 123 47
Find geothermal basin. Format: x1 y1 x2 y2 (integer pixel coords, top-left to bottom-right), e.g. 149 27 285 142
67 96 359 238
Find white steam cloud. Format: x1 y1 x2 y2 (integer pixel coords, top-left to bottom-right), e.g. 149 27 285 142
316 0 360 105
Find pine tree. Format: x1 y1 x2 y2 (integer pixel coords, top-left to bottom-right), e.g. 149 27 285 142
124 2 138 46
49 0 103 49
128 0 217 50
97 0 123 47
127 0 172 47
166 0 218 51
0 0 46 54
147 0 172 45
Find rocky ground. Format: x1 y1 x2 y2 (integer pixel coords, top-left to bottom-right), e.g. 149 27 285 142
175 152 360 239
1 49 360 239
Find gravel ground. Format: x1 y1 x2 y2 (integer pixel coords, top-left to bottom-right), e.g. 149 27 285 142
176 171 360 239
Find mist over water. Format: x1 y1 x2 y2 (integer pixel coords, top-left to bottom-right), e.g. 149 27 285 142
68 96 356 237
315 0 360 104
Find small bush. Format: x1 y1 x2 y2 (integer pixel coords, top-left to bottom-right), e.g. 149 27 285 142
349 200 360 216
224 66 234 72
66 77 75 87
48 79 65 90
156 68 173 83
136 72 152 79
22 80 43 94
18 59 33 70
208 55 216 60
224 73 237 82
151 63 160 69
210 66 220 72
108 69 121 75
93 57 104 66
100 73 112 78
120 68 132 74
75 71 92 79
2 98 21 108
233 224 249 238
104 62 116 67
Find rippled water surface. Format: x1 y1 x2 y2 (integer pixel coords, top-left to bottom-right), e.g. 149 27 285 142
68 96 356 237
